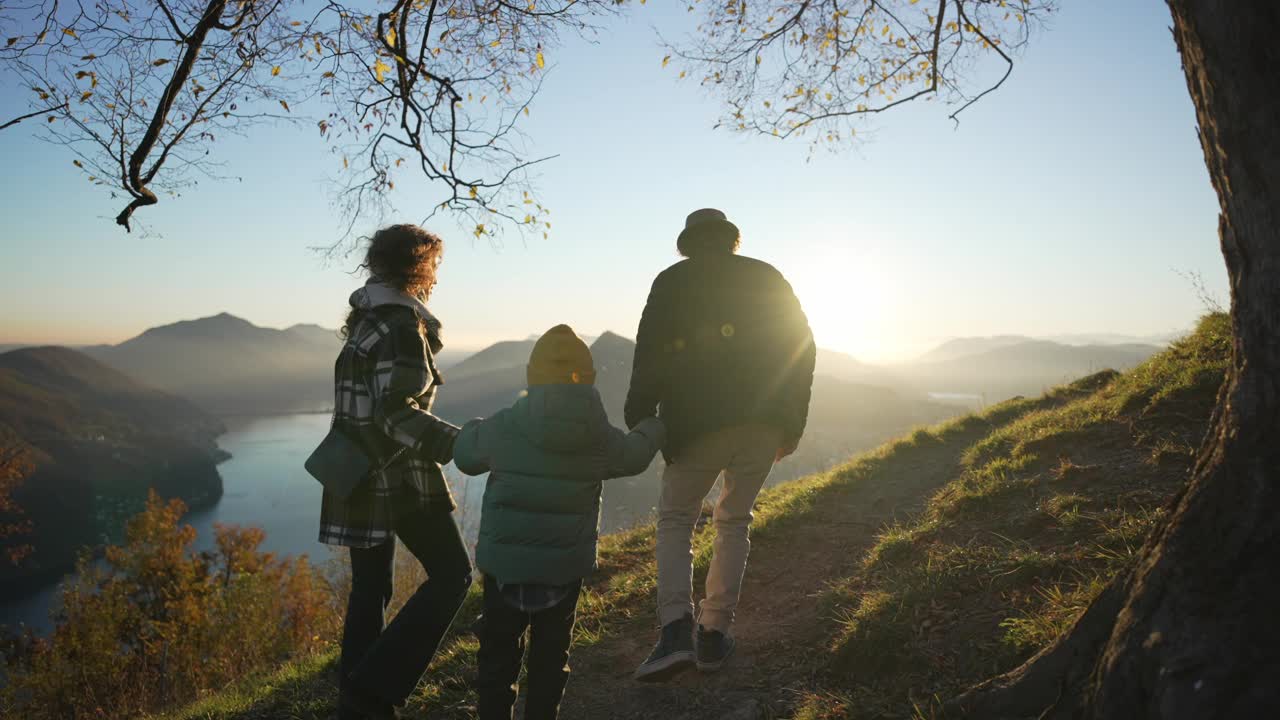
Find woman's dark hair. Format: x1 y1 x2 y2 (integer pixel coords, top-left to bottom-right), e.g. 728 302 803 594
677 223 741 258
343 224 444 337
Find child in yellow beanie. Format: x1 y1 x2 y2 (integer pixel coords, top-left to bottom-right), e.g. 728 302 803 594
453 324 665 720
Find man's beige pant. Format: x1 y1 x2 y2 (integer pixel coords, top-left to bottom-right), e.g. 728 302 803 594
656 424 781 634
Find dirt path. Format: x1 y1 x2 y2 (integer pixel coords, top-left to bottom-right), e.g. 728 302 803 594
557 418 1002 720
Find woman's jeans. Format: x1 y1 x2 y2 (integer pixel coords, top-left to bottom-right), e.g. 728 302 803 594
340 507 472 707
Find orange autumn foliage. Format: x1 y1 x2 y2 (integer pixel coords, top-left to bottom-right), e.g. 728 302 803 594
0 442 33 565
1 490 340 719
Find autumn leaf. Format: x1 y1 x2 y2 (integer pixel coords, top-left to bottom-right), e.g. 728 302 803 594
473 223 486 237
279 100 290 112
535 50 545 69
662 55 671 68
73 160 83 168
385 28 397 47
80 91 92 102
5 38 17 47
373 59 391 83
468 186 478 199
322 71 335 78
62 28 77 38
272 66 281 77
153 58 170 66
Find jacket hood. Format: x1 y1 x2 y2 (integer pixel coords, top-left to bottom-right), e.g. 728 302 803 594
511 384 610 453
349 280 444 353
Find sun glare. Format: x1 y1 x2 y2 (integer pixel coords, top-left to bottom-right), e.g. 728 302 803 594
783 247 895 362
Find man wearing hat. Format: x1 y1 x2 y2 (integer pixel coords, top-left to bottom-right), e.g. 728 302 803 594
626 209 816 681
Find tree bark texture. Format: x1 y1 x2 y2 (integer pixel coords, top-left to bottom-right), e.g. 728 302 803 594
948 2 1280 717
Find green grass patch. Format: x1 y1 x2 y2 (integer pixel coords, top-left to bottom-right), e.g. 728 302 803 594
807 314 1227 717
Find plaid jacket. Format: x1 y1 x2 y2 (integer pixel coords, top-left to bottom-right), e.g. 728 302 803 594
318 305 459 548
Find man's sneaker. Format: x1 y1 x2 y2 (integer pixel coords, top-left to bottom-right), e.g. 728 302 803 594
634 614 696 682
696 625 736 672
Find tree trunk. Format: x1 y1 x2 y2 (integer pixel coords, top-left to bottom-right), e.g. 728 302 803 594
948 2 1280 718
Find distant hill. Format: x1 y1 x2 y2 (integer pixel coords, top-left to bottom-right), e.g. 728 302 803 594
86 313 340 415
282 323 340 347
444 339 538 381
0 346 226 595
815 348 903 388
914 335 1035 364
901 339 1162 400
1045 330 1183 346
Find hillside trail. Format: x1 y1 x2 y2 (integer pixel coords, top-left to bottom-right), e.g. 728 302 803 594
556 414 1009 720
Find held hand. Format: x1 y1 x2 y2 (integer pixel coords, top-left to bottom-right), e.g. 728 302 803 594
775 438 800 463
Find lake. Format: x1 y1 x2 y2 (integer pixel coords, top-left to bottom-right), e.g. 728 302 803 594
0 413 491 633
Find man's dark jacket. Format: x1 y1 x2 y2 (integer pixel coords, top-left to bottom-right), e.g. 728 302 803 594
624 253 816 457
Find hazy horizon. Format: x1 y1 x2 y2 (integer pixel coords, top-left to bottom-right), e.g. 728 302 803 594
0 0 1227 363
0 307 1191 365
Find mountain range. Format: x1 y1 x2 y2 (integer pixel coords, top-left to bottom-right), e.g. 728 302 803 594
901 338 1162 400
80 313 340 415
0 313 1174 597
3 314 1176 419
0 346 226 594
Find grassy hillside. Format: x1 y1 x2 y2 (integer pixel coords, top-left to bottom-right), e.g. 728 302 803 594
163 314 1226 720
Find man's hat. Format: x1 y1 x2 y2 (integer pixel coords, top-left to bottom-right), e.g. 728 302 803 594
677 208 740 246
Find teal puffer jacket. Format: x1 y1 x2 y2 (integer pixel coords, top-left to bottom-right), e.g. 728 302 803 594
453 384 665 585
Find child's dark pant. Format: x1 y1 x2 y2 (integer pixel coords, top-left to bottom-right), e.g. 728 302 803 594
477 575 582 720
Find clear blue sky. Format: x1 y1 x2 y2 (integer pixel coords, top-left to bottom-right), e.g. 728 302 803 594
0 0 1225 362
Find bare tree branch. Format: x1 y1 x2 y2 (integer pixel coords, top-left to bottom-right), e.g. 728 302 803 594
671 0 1053 148
1 0 623 237
0 101 67 130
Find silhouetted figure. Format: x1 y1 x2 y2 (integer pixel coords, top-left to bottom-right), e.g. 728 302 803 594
627 208 815 682
319 225 472 720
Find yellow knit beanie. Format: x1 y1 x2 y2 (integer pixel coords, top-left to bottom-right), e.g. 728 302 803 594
527 324 596 386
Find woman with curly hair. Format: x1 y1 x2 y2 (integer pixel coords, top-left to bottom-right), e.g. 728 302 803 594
320 224 472 719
